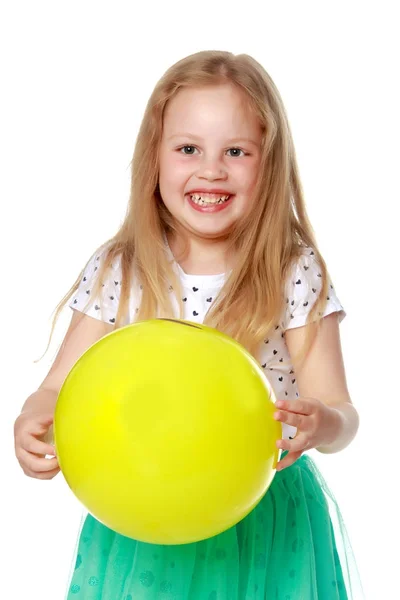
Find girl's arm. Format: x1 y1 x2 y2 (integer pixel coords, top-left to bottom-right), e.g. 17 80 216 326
15 311 114 478
27 310 115 406
284 311 359 454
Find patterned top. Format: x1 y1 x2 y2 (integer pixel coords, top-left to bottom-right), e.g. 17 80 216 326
69 243 345 440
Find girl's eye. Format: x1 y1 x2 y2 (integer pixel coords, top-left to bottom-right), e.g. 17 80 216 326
178 146 247 157
179 146 198 155
227 148 245 157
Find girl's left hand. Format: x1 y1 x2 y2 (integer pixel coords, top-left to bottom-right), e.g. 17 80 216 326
273 397 342 471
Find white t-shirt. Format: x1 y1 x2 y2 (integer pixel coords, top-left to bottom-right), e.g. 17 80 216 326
69 244 345 440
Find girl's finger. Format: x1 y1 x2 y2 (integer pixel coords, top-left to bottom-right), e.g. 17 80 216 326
19 449 59 473
37 467 60 480
24 413 54 436
21 436 56 457
275 399 313 415
23 466 60 480
274 410 309 430
276 449 303 471
280 434 311 453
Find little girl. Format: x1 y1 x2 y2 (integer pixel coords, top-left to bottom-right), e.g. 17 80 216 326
14 50 364 599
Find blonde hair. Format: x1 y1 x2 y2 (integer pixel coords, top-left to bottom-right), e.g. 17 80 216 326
49 50 331 366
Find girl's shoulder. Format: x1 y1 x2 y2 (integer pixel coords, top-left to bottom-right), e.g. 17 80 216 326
286 245 327 290
69 243 132 325
283 246 345 330
290 244 321 272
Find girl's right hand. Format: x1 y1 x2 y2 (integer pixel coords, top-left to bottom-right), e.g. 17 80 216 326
15 311 114 480
14 412 60 480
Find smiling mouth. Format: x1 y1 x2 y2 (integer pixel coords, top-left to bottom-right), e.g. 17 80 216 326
188 193 231 206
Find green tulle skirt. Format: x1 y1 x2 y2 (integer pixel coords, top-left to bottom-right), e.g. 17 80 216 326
65 452 364 599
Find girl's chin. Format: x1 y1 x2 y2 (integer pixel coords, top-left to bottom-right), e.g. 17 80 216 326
182 219 236 240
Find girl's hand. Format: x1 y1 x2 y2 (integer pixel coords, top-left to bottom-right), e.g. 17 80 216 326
273 397 342 471
14 412 60 479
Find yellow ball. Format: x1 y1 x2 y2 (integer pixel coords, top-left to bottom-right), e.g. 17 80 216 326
54 319 281 544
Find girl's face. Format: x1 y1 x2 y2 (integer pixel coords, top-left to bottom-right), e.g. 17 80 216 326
158 84 262 240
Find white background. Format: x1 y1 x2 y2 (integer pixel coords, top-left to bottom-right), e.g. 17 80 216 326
2 2 398 599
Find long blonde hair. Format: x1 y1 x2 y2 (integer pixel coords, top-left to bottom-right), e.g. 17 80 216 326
49 50 330 365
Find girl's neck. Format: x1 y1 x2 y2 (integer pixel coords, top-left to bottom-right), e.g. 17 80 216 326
166 231 235 276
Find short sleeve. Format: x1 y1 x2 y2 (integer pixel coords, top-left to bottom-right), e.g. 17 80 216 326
69 248 122 325
283 249 346 330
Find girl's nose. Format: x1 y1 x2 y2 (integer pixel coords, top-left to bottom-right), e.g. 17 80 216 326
196 156 228 181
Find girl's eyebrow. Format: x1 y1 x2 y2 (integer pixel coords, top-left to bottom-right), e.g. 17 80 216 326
167 133 259 147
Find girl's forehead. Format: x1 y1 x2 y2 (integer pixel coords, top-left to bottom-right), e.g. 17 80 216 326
163 84 261 138
166 83 252 114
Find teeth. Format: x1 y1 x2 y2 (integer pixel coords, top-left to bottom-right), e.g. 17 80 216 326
190 193 230 206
